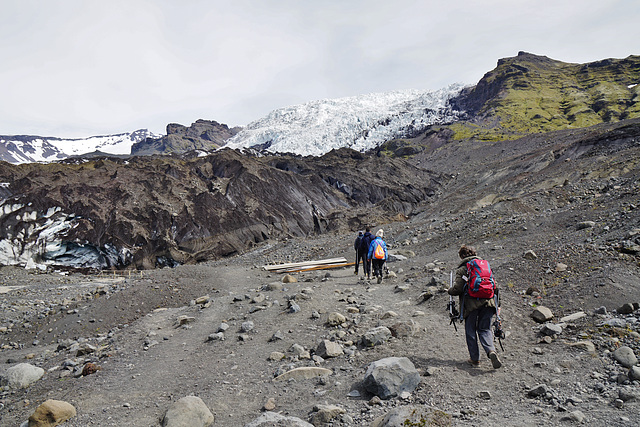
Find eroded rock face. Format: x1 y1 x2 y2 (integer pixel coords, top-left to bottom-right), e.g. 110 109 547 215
0 148 440 269
131 120 241 156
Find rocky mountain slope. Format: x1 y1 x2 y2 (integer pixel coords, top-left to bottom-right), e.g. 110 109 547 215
0 116 638 426
0 148 440 270
440 52 640 142
131 120 242 156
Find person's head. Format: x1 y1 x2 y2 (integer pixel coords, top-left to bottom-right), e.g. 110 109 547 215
365 226 371 232
376 229 384 238
358 231 363 236
458 245 476 259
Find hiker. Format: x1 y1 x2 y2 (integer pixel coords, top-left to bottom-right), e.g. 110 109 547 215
448 244 502 369
359 227 374 279
367 229 388 284
354 231 364 275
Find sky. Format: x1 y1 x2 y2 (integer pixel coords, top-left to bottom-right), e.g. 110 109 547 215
1 0 639 138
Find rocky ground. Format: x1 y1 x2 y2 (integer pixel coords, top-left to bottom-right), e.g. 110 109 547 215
1 122 640 426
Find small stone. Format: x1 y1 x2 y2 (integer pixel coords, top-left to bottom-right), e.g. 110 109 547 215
262 398 276 411
268 352 285 361
282 274 297 283
327 312 346 326
577 221 596 230
240 321 255 333
478 390 491 400
528 384 548 397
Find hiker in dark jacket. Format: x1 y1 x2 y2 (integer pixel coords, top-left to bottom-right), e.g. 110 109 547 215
359 227 374 279
367 229 388 284
448 244 502 369
354 231 364 275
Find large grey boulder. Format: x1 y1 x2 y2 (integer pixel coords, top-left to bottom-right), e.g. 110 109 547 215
161 396 214 427
363 357 421 400
613 346 638 368
1 363 44 389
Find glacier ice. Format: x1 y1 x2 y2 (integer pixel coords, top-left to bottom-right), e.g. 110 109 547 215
223 84 467 156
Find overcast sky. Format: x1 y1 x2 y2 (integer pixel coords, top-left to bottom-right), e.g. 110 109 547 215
1 0 638 138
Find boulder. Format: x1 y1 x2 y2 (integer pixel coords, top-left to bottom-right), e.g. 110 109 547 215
540 323 562 336
161 396 214 427
315 340 343 358
363 357 421 400
613 346 638 368
282 274 297 283
244 412 313 427
530 306 553 323
310 404 345 425
617 303 635 314
361 326 392 347
28 399 76 427
1 363 44 389
389 320 418 338
326 312 346 326
370 405 447 427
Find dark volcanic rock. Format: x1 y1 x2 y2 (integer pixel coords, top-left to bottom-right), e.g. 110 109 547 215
0 148 440 269
131 119 241 156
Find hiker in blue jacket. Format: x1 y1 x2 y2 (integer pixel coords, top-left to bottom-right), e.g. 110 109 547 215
359 227 374 279
367 229 388 284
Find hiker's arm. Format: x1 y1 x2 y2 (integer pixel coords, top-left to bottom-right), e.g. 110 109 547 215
448 267 466 296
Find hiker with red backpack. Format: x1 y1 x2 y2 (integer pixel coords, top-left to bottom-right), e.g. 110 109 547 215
367 229 388 284
448 244 502 369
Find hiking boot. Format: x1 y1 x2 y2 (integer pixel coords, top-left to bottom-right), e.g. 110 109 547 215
377 275 382 284
489 351 502 369
367 275 371 280
467 359 480 367
354 270 358 275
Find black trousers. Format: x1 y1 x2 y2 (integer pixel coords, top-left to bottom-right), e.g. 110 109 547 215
355 250 369 274
372 259 385 277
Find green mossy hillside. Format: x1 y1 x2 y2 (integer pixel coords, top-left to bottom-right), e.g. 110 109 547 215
453 52 640 141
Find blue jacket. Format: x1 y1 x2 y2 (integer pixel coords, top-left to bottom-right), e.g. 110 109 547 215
368 237 388 261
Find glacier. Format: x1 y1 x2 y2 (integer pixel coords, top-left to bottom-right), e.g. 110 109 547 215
223 84 467 156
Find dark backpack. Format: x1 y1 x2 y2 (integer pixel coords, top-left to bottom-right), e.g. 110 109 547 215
359 233 372 252
354 235 362 251
465 259 495 298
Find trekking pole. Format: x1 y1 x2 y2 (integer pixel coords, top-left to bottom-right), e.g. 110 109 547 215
447 270 460 331
493 289 506 351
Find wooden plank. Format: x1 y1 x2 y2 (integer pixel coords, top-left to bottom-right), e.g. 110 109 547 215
263 257 347 271
277 262 355 274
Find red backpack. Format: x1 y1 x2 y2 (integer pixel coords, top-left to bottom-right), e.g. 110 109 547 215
465 259 495 298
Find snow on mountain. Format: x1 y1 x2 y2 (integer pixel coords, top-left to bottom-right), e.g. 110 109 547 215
223 84 467 156
0 129 162 164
